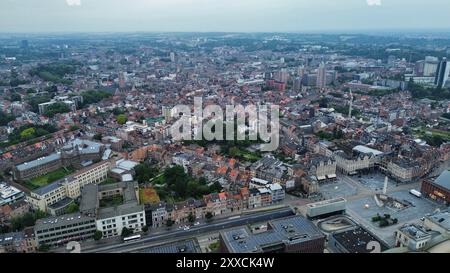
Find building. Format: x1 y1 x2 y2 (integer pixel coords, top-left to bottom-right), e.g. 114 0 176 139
267 183 285 203
308 155 337 182
423 210 450 237
219 215 325 253
333 151 372 175
80 181 146 238
421 170 450 205
34 213 97 247
394 224 434 251
316 62 326 89
13 138 106 181
27 160 111 213
435 57 450 88
0 229 36 253
329 226 388 253
0 183 25 206
306 198 346 219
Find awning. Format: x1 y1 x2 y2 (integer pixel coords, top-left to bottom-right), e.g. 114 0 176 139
317 176 326 181
327 174 337 179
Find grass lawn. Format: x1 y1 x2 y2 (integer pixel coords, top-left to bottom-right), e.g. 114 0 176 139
139 188 161 204
24 167 74 190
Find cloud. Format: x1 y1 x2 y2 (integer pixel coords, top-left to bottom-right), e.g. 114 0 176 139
366 0 381 6
66 0 81 6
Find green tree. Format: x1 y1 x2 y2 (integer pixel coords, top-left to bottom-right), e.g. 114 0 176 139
121 227 133 237
142 225 149 233
64 203 79 214
9 93 21 102
94 230 103 241
93 133 103 141
134 163 159 184
205 212 214 222
166 219 174 227
116 114 127 125
20 127 36 139
187 212 195 224
209 181 222 193
38 244 50 252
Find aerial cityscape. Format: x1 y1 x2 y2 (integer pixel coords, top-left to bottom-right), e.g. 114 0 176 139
1 0 450 262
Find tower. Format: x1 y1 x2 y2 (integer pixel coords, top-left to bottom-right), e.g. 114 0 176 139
348 89 353 119
435 57 450 89
316 62 326 89
383 176 388 194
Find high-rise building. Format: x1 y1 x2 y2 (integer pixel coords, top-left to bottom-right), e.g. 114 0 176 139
316 62 326 89
435 58 450 89
424 56 439 77
170 52 176 62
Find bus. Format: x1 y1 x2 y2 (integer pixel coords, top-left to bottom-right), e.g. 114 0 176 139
410 189 422 198
123 234 141 242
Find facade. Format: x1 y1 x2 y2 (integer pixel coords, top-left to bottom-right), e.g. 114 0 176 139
435 58 450 88
0 229 37 253
334 151 372 175
421 170 450 205
306 198 346 219
34 213 97 247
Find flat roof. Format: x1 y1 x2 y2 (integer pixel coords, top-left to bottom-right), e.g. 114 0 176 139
332 226 389 253
221 215 324 253
427 210 450 231
16 153 61 171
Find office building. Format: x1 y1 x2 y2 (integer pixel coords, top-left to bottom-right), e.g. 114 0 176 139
219 215 325 253
435 58 450 88
34 213 97 247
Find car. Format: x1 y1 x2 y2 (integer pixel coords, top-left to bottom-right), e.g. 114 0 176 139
183 226 190 231
194 222 200 226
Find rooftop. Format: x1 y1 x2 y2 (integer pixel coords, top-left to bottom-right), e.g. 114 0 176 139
433 170 450 191
221 215 324 253
332 226 389 253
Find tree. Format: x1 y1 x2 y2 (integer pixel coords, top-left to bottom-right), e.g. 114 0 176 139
94 230 103 241
9 93 21 102
187 212 195 224
209 181 222 193
116 114 127 125
65 203 79 214
44 102 71 117
20 127 36 140
142 225 149 233
134 163 159 184
205 212 214 222
166 219 174 227
121 227 133 237
0 111 14 126
93 133 103 141
38 244 50 252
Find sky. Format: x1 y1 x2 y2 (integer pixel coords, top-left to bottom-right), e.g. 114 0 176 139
0 0 449 33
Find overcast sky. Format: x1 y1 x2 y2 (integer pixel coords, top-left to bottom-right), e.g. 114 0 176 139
1 0 449 33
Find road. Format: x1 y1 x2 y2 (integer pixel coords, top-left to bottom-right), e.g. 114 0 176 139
77 207 294 253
